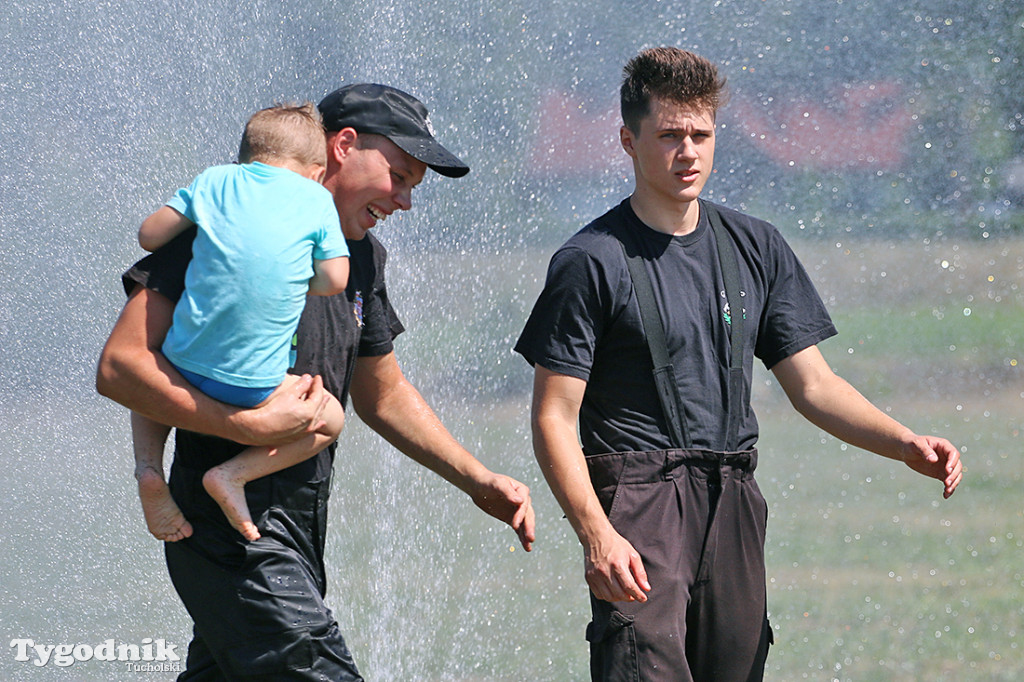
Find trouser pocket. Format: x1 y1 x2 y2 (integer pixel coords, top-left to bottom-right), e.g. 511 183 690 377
587 610 640 682
220 627 314 680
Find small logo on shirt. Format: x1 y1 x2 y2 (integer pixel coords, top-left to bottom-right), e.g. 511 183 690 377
721 289 747 326
353 291 364 328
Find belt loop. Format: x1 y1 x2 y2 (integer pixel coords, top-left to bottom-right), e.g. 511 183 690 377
661 450 677 481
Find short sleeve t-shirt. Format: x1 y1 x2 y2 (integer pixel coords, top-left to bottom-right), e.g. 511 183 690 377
162 162 349 388
123 227 404 474
515 199 836 455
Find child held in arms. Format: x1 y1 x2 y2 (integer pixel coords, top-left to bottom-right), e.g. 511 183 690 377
132 102 348 542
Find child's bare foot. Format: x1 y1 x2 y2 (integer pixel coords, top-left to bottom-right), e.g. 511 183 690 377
202 466 260 541
135 465 193 542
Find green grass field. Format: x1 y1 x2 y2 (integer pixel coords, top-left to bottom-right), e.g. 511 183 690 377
755 393 1021 681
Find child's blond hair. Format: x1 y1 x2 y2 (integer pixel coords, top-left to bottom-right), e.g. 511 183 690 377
238 102 327 168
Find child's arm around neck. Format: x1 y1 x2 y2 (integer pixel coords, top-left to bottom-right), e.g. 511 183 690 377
139 206 195 252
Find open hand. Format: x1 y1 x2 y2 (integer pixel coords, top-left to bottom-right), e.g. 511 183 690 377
900 434 963 499
470 473 536 552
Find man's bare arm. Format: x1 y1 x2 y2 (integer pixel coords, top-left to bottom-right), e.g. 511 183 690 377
531 366 650 601
96 285 328 445
350 351 535 551
772 345 963 498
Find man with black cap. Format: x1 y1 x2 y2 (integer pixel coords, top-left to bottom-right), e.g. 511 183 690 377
97 83 534 680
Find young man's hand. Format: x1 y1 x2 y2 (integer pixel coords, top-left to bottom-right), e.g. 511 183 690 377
899 434 963 499
583 527 651 603
470 473 536 552
234 374 330 446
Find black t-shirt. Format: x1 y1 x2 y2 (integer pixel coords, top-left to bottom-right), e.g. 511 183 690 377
122 226 404 477
515 199 836 454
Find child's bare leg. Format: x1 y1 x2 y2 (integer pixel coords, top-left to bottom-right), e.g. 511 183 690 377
131 411 193 542
202 376 344 541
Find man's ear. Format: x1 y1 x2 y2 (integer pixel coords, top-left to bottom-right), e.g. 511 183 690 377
619 125 636 158
327 127 358 163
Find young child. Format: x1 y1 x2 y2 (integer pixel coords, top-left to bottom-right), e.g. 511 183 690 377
133 102 348 542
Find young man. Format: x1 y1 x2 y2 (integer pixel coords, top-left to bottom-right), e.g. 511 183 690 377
97 83 535 681
515 48 962 681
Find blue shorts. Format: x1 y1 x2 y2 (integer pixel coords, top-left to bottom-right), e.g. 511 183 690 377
174 365 277 408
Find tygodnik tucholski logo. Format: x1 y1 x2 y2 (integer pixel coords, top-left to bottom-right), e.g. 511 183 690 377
10 637 181 671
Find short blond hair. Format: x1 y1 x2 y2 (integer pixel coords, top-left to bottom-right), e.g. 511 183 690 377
237 102 327 167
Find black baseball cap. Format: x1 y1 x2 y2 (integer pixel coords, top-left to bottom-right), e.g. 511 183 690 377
318 83 469 178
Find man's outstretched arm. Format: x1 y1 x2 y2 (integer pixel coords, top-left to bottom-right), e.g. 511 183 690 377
530 365 651 602
96 285 329 446
350 351 535 551
772 345 963 498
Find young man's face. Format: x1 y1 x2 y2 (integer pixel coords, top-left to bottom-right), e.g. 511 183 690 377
324 131 427 241
620 97 716 210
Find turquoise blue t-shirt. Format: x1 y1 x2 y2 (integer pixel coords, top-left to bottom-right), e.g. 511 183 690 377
161 162 348 388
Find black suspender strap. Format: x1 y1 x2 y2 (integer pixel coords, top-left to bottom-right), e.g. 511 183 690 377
622 243 690 449
619 200 746 452
705 202 746 452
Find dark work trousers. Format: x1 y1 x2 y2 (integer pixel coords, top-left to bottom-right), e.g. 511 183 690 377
585 449 772 682
164 463 363 681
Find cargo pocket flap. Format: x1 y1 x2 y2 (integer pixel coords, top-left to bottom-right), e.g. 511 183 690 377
586 610 635 643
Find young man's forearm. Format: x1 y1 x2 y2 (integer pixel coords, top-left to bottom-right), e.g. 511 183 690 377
350 352 491 493
97 287 325 446
529 366 609 540
772 345 916 460
351 352 537 550
98 341 257 442
96 288 239 432
532 410 651 602
532 415 610 543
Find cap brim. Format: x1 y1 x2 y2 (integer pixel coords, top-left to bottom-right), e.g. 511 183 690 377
389 135 470 178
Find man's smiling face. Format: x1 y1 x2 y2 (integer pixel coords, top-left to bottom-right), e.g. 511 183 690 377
324 130 427 241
